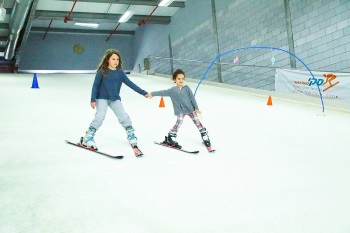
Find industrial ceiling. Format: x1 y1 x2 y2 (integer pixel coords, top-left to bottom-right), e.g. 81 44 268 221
0 0 186 71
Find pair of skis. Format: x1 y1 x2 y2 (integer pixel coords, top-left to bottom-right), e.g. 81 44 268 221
65 139 143 159
65 138 214 159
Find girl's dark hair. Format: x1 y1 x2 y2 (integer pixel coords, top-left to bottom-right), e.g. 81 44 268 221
97 49 123 76
172 69 185 81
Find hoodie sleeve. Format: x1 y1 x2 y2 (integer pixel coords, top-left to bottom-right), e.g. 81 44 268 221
122 71 148 96
151 88 172 97
91 70 103 102
186 86 199 110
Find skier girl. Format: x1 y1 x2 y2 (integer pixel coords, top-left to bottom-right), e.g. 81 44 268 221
81 49 150 150
149 69 211 149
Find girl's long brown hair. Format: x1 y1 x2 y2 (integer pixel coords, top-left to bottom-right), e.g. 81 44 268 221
97 49 123 76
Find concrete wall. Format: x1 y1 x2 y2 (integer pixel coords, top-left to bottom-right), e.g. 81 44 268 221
134 0 350 91
19 32 134 71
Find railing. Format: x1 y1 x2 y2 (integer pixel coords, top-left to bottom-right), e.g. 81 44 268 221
147 56 277 91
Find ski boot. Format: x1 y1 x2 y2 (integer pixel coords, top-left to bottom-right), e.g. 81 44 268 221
81 126 98 150
200 128 211 147
164 132 181 149
125 126 138 147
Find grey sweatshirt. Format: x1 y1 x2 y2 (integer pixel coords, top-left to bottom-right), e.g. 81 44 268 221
151 85 199 115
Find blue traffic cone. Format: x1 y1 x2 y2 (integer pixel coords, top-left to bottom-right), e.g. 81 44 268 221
31 73 39 89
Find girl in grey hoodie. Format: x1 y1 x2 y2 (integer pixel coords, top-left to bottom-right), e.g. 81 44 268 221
150 69 211 149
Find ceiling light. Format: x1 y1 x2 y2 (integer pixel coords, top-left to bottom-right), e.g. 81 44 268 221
158 0 175 7
74 22 99 28
118 10 134 23
0 7 6 21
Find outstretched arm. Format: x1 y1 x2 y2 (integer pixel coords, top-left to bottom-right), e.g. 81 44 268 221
151 89 171 97
123 74 148 96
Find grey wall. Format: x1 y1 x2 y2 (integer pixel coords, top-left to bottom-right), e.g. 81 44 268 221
134 0 350 91
133 24 169 73
19 32 134 71
291 0 350 72
133 0 212 72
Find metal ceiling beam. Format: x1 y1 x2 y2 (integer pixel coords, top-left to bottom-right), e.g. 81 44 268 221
15 0 39 66
30 27 134 35
53 0 185 8
5 0 33 60
35 10 171 24
0 28 9 36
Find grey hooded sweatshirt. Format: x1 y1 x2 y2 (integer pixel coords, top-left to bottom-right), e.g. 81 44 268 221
151 85 199 116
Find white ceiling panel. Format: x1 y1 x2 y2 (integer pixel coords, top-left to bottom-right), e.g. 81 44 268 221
105 4 129 14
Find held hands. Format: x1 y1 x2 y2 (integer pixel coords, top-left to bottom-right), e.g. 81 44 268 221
195 109 202 115
145 93 152 98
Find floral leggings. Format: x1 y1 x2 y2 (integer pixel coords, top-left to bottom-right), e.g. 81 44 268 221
169 112 204 135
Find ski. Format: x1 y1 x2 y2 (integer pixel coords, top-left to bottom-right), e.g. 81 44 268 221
205 145 216 153
65 140 124 159
154 141 199 154
131 145 143 157
203 142 215 153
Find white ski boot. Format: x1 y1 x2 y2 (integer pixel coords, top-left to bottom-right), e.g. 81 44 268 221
125 126 138 147
81 127 97 150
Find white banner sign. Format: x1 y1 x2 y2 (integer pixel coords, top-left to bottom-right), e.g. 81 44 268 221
275 68 350 102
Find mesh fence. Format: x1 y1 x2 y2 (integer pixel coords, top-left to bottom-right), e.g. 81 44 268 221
147 51 292 91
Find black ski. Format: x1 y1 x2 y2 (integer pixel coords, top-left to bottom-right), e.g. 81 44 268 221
65 140 124 159
154 141 199 154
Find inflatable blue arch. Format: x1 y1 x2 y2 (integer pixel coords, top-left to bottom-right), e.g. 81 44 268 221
194 46 324 113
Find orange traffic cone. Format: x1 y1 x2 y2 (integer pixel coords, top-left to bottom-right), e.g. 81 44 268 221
267 95 272 106
159 96 165 107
